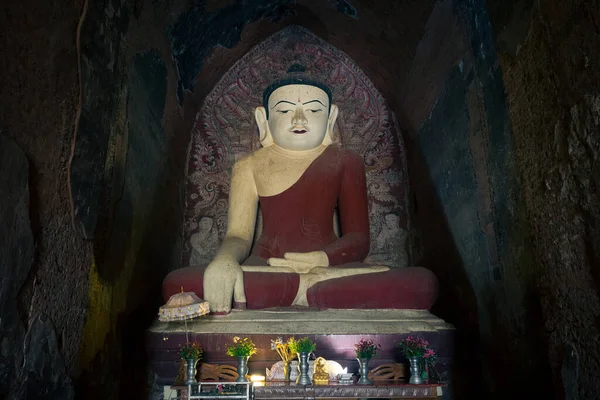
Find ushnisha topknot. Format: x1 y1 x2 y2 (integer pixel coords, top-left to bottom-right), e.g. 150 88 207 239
262 64 333 118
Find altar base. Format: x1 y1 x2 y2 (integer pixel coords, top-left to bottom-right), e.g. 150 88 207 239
147 308 454 387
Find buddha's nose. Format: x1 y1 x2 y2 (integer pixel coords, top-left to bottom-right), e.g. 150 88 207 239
292 108 308 126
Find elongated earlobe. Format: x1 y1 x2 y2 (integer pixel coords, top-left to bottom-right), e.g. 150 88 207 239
255 107 274 147
322 104 339 146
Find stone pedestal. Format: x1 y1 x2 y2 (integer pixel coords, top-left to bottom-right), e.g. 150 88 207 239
147 309 454 387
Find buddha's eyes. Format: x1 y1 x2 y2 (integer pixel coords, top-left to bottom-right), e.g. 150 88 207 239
274 108 322 114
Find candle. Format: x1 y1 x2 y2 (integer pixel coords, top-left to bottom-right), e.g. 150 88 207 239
250 375 265 386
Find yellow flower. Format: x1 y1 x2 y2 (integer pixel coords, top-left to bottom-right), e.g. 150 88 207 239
227 337 257 357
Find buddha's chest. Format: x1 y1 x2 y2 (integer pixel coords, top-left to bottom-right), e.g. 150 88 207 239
253 156 320 197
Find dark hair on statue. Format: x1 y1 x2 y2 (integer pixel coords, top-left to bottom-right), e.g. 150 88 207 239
262 64 333 119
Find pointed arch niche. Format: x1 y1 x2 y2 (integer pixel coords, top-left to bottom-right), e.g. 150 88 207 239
183 26 410 269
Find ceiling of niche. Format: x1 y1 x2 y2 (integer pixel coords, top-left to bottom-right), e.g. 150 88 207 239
173 0 437 126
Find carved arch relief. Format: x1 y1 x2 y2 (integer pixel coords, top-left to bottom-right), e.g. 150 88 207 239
183 26 410 268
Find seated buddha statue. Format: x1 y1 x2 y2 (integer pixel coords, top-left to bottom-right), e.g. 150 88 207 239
163 65 438 314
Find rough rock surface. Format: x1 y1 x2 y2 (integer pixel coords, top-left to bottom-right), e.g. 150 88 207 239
69 0 131 240
0 134 33 397
0 0 92 390
12 314 74 399
488 0 600 397
402 0 597 398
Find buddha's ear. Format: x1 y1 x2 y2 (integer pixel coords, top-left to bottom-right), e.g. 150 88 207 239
255 106 274 147
322 104 339 146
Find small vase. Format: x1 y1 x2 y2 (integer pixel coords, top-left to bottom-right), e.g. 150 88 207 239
236 356 250 382
283 360 291 381
296 352 311 385
408 356 423 384
356 358 372 385
184 358 198 385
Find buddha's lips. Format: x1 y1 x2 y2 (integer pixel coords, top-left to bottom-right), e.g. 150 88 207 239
292 129 308 134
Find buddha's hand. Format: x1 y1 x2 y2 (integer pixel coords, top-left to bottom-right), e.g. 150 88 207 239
204 258 245 313
267 251 329 274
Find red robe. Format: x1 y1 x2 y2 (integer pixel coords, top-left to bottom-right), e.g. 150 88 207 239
253 145 370 265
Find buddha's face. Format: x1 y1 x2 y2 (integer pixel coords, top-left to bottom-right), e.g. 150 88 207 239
266 84 331 151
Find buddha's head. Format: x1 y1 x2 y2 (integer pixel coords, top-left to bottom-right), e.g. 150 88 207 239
255 64 339 151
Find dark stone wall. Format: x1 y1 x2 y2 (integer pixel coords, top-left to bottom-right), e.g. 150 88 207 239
73 3 186 398
13 314 75 398
0 0 184 397
0 134 34 396
404 0 600 398
0 0 89 397
403 0 554 398
487 0 600 397
70 0 131 240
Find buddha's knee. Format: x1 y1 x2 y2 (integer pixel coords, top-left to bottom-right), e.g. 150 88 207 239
306 267 439 309
162 266 206 301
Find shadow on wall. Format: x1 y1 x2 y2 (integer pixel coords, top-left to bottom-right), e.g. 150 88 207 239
399 0 558 397
406 132 485 400
74 51 179 399
481 281 553 395
407 64 553 398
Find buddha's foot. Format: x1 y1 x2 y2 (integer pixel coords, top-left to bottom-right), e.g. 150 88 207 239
291 266 390 306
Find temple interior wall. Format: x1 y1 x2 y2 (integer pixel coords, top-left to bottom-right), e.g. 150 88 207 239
0 0 598 399
404 0 552 397
487 0 600 397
